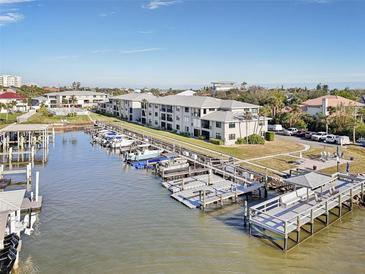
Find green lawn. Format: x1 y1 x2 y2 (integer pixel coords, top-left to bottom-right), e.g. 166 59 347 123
0 112 25 128
90 113 304 160
25 112 92 124
253 155 297 172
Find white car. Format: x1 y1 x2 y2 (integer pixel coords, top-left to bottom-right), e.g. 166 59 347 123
268 124 283 131
336 136 351 145
283 128 298 136
325 134 337 144
311 132 328 141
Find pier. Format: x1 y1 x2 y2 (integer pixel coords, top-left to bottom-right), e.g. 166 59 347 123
248 171 365 251
92 122 266 209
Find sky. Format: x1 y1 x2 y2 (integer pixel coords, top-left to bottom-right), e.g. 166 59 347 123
0 0 364 89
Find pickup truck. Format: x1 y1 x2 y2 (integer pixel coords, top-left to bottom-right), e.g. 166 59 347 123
311 132 328 142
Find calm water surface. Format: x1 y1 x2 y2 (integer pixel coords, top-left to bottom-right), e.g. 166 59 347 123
19 132 365 274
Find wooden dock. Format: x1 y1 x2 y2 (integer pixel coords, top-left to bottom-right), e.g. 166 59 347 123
248 173 365 251
163 173 262 209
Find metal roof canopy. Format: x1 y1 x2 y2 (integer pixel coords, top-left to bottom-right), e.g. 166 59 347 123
0 189 26 211
284 172 335 190
0 124 49 133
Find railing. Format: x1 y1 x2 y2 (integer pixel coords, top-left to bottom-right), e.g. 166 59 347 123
250 179 365 235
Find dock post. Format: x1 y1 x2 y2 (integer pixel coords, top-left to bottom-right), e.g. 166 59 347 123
325 201 329 225
338 194 342 217
350 189 353 210
52 127 55 142
8 147 12 162
296 216 301 243
31 145 35 163
0 165 3 179
243 200 248 227
284 221 288 251
26 163 32 190
310 209 314 234
35 171 40 202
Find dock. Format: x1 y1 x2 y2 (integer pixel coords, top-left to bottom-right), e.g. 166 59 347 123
163 173 261 209
248 172 365 251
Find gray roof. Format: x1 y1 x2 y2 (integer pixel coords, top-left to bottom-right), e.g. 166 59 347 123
109 93 261 110
45 90 107 97
0 189 26 211
201 111 237 122
0 124 49 132
284 172 334 189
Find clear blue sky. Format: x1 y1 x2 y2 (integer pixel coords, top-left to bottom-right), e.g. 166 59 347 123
0 0 364 89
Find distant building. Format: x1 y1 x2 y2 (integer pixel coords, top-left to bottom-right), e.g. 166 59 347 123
98 94 269 145
211 81 236 93
43 87 61 92
302 95 365 116
32 90 108 109
0 92 28 113
177 89 196 96
0 75 22 88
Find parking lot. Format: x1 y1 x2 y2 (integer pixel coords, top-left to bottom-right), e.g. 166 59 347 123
276 133 341 148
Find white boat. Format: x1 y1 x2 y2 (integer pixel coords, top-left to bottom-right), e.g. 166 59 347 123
159 158 189 173
126 149 164 161
110 138 134 148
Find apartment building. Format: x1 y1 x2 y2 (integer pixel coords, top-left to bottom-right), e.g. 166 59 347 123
99 94 268 145
32 90 108 109
0 75 22 88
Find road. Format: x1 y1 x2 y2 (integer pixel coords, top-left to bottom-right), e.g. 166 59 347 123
276 134 339 148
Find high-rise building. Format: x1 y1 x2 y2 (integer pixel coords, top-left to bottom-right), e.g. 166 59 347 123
0 75 22 88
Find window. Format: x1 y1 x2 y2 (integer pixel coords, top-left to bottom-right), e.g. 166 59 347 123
155 112 158 117
216 133 221 140
185 126 189 132
229 122 235 128
203 109 207 114
216 122 222 128
155 121 158 125
229 134 236 140
209 108 215 111
176 124 180 130
176 107 180 112
185 107 189 113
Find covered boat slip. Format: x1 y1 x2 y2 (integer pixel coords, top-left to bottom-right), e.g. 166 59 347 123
163 173 262 209
249 172 365 251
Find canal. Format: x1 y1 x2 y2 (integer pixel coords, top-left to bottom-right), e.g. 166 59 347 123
19 132 365 273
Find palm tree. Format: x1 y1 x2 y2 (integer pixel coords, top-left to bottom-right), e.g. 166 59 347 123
243 111 253 144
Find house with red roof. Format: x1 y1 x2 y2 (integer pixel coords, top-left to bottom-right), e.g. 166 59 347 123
0 92 28 113
301 95 365 116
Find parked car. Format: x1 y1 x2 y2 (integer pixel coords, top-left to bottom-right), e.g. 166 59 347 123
268 124 283 131
336 136 351 145
283 128 298 136
295 130 307 137
357 137 365 147
305 131 315 139
311 132 328 141
325 134 337 144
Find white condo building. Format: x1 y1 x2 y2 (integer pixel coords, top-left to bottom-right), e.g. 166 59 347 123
98 94 269 145
0 75 22 88
32 90 108 109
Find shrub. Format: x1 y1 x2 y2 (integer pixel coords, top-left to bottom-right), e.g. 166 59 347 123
265 131 275 141
179 132 190 137
198 135 206 140
237 134 265 145
209 138 224 145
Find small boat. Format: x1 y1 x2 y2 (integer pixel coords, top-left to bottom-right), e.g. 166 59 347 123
158 158 189 174
126 148 164 162
109 137 134 148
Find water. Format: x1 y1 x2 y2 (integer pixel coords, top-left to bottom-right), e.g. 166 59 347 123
19 132 364 274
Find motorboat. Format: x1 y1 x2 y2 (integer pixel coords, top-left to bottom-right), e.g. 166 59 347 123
126 148 164 162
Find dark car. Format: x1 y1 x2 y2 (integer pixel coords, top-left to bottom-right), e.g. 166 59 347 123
295 130 307 137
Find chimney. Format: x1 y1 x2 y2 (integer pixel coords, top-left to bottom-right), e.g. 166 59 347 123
322 97 328 116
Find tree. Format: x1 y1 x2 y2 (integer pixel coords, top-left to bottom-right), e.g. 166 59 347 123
243 111 253 144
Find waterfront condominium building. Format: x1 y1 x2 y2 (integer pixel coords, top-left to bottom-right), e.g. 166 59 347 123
0 75 22 88
32 90 108 109
98 93 269 145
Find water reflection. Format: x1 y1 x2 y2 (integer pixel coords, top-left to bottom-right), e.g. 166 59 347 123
18 132 365 274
